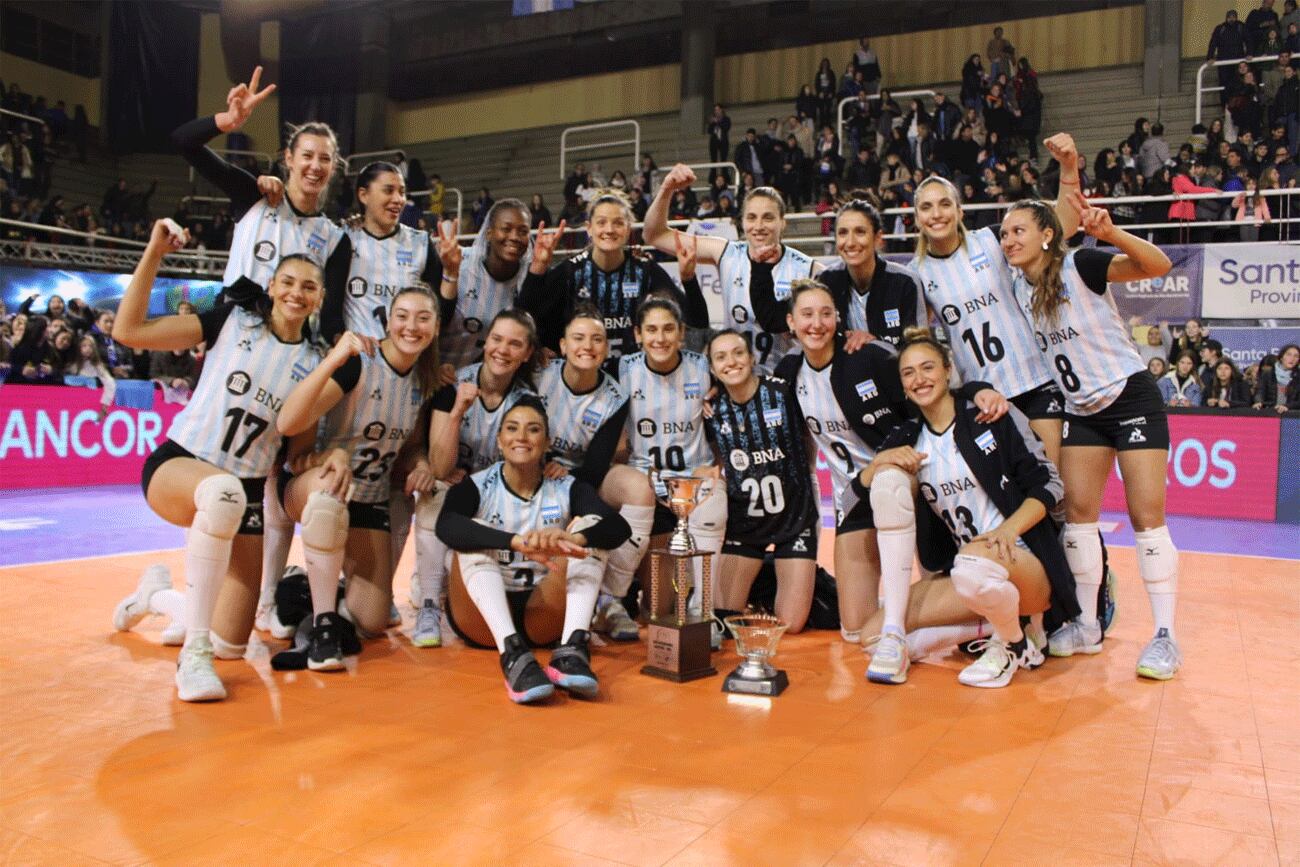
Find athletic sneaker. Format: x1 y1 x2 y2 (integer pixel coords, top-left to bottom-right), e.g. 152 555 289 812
1048 619 1104 658
1100 567 1118 635
112 564 172 632
544 630 599 698
307 612 346 672
411 600 442 648
865 629 910 684
160 620 185 646
958 637 1041 688
592 599 639 642
1136 628 1182 680
500 634 554 704
175 634 227 702
1024 620 1048 669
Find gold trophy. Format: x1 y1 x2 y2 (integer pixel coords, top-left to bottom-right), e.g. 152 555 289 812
641 473 718 683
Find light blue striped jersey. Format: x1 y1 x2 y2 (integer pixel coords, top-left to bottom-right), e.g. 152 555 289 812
790 358 875 515
617 350 712 474
915 421 1008 546
455 363 535 472
1011 249 1145 415
471 462 576 585
910 226 1053 397
342 224 433 339
717 241 813 374
442 244 526 369
167 307 321 478
223 198 344 288
320 350 425 503
534 358 628 470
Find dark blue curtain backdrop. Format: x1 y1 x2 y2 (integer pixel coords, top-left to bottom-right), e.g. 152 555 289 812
105 2 200 154
279 14 358 154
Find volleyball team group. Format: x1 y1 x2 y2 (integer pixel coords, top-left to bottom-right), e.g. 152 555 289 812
110 69 1183 705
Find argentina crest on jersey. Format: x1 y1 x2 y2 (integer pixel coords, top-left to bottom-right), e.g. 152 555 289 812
306 231 328 257
621 279 640 298
541 503 563 525
396 247 413 267
884 308 900 328
684 381 702 399
969 249 990 272
762 407 783 427
581 407 602 429
773 279 792 301
974 429 997 454
854 378 879 400
291 360 313 382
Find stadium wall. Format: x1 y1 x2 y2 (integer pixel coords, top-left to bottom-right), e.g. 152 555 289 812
195 13 282 157
1 51 101 126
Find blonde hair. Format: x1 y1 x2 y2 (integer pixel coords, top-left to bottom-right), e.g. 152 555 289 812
586 189 633 223
913 176 968 260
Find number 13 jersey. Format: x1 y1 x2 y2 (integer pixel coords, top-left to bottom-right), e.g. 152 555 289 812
167 304 322 479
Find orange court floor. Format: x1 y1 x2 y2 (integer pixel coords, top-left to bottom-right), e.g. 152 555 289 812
1 534 1298 867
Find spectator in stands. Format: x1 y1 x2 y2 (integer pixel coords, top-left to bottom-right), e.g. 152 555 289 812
795 86 819 132
1232 174 1273 238
1012 58 1043 160
839 61 861 99
4 314 60 384
853 38 881 92
1138 122 1171 177
88 308 132 380
1287 21 1300 55
814 58 837 127
607 170 627 191
960 54 986 112
564 163 587 202
986 26 1015 80
471 188 495 230
1284 0 1300 32
50 328 76 372
1168 318 1208 363
530 194 552 229
628 187 649 221
734 129 765 186
637 155 657 193
1204 358 1253 407
0 132 33 195
1247 0 1281 53
981 83 1014 148
845 146 880 189
149 343 198 400
874 90 902 147
776 158 802 211
406 158 429 210
1229 68 1266 138
1148 357 1168 379
1159 351 1204 406
1170 159 1219 242
1277 64 1300 156
1254 344 1300 410
1198 339 1226 388
708 104 731 172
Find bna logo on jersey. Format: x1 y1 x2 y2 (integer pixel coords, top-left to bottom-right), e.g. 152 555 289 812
364 422 386 441
884 308 900 328
637 418 656 437
291 361 312 382
541 504 562 525
974 430 997 454
941 304 961 325
396 248 413 266
854 379 878 400
731 305 749 324
729 449 750 471
684 382 702 399
581 407 602 430
226 370 251 395
763 408 783 427
307 232 328 256
348 277 368 298
253 240 276 262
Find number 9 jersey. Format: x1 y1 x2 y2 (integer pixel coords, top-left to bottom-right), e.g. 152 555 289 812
319 351 425 503
166 304 322 479
617 349 712 474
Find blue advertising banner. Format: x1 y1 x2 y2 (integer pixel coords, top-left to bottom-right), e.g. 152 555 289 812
1212 327 1300 366
0 266 221 318
1277 418 1300 526
1107 243 1203 323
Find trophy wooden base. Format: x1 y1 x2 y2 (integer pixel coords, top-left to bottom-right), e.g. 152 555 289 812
722 665 789 696
641 618 717 683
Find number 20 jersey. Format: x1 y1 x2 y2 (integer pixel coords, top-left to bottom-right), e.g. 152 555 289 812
167 306 321 479
320 352 424 503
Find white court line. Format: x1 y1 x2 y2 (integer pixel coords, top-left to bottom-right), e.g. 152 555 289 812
0 547 182 568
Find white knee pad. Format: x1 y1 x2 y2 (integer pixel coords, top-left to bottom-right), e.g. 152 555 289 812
869 467 915 531
567 551 606 586
688 486 728 535
1134 526 1178 595
457 550 499 579
950 553 1011 606
211 631 248 660
1062 522 1103 584
301 490 349 553
192 474 246 539
415 483 449 531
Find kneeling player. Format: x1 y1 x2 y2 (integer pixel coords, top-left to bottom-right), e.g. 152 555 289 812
435 397 631 704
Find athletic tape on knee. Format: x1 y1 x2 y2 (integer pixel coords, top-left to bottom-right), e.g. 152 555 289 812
1062 522 1103 587
869 467 915 531
192 474 246 540
1134 526 1178 595
211 631 248 660
301 491 349 553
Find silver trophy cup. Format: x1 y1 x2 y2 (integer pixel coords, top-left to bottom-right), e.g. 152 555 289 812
651 473 711 557
722 613 790 696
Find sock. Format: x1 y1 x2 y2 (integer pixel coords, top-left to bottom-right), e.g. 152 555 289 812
870 468 916 632
686 491 726 615
905 621 988 658
461 558 517 653
150 587 185 621
562 556 603 643
1134 525 1178 636
1062 522 1103 626
414 530 449 608
183 474 245 642
950 554 1022 644
301 492 349 619
603 504 654 596
259 479 294 609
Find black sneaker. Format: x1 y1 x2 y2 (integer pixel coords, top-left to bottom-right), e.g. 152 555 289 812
500 634 554 704
544 630 598 698
308 612 346 671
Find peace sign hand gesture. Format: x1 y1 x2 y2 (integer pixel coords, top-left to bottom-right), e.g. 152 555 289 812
435 220 462 279
1068 191 1118 244
215 66 277 134
529 220 567 274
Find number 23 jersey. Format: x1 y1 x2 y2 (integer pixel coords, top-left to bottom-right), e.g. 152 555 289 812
166 304 322 479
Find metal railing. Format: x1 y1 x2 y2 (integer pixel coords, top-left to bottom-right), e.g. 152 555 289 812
1195 55 1279 128
408 186 463 228
0 107 48 129
836 89 936 158
649 162 739 197
560 119 640 181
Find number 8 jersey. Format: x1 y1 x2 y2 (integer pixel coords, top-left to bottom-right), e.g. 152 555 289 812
167 304 322 479
910 226 1053 398
320 350 424 503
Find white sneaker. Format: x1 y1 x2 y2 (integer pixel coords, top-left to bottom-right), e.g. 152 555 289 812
958 638 1037 688
160 620 185 646
411 600 442 648
112 564 172 632
267 605 298 640
175 634 227 702
1136 628 1182 680
592 599 640 642
865 629 910 684
1048 619 1103 657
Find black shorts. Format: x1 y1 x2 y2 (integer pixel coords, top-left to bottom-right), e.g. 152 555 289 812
1062 372 1170 452
279 471 392 533
724 520 819 561
446 584 543 650
834 481 875 535
141 439 266 535
652 502 678 536
1010 381 1066 420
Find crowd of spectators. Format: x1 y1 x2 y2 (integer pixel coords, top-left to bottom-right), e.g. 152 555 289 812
0 292 202 406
